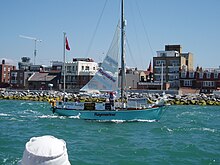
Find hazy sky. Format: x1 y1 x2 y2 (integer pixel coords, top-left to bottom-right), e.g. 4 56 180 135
0 0 220 70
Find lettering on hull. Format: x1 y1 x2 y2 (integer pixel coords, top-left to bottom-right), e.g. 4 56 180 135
94 113 116 117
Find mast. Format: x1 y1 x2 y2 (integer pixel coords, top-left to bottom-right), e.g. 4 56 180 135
161 63 163 91
34 40 37 65
63 32 66 93
120 0 126 106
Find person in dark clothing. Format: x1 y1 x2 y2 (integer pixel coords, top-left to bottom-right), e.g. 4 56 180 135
109 92 115 109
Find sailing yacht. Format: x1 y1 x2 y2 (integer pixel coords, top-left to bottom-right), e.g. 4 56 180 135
51 0 166 121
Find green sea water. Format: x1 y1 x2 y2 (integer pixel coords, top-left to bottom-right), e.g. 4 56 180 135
0 100 219 165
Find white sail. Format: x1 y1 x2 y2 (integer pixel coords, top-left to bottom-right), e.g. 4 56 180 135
80 24 120 92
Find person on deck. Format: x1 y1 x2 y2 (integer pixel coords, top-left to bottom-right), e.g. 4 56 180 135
109 92 115 110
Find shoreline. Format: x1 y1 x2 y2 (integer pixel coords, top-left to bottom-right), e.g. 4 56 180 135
0 90 220 106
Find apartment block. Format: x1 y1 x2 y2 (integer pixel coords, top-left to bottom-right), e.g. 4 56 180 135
153 45 194 89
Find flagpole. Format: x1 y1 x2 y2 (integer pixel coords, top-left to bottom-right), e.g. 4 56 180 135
63 32 66 93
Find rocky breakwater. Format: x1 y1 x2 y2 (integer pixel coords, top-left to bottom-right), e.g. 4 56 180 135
165 93 220 106
0 90 106 103
0 90 220 106
0 90 64 102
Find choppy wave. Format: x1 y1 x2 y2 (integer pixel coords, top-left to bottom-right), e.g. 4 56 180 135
176 111 207 118
68 113 81 119
37 115 63 119
161 126 173 132
0 113 11 117
161 126 217 134
190 127 217 133
23 109 39 114
85 119 157 123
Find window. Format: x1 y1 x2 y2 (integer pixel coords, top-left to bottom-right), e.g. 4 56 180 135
93 67 96 70
170 60 179 66
82 66 84 70
189 72 194 78
199 73 203 79
214 72 219 79
156 60 165 66
206 72 211 79
154 68 160 73
154 75 160 81
184 80 192 86
11 80 17 83
67 66 71 72
65 76 70 82
169 68 174 73
11 72 17 77
203 81 215 87
140 76 145 82
72 76 76 81
175 74 179 79
161 53 166 57
72 66 75 71
181 72 186 78
173 67 179 73
85 66 89 70
169 75 175 80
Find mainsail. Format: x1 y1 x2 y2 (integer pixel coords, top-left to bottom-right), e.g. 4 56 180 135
80 24 120 92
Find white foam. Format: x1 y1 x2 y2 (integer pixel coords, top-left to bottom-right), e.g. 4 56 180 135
0 113 11 116
38 115 60 119
68 113 81 119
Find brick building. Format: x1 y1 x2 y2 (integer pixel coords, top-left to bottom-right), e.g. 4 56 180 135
180 67 220 94
0 59 16 88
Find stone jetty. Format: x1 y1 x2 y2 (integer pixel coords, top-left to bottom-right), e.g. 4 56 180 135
0 90 220 106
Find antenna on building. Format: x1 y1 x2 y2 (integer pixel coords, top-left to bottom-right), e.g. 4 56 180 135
19 35 42 65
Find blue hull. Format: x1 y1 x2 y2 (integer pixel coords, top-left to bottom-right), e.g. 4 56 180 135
53 107 165 121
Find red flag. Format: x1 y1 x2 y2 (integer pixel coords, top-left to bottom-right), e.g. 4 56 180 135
65 37 70 51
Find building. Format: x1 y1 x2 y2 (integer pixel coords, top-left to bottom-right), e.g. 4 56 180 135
63 58 98 92
153 45 194 89
10 57 54 89
10 70 33 89
180 67 220 94
118 66 156 90
27 72 58 90
136 61 167 90
119 67 140 89
0 59 16 88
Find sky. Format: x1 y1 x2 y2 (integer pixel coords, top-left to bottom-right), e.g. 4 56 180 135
0 0 220 70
